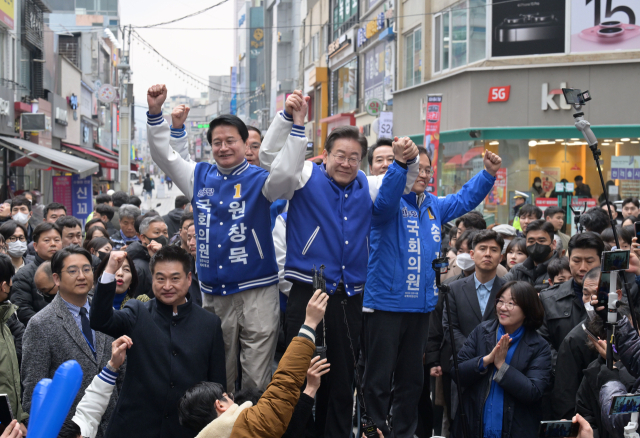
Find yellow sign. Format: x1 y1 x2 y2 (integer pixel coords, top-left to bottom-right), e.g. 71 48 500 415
365 19 378 39
253 28 264 41
0 0 15 30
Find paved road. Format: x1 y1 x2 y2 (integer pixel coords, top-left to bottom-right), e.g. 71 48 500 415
132 181 187 217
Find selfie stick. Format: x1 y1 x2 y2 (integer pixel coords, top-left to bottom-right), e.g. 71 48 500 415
570 98 621 247
567 91 640 353
607 279 618 370
433 254 470 438
624 411 639 438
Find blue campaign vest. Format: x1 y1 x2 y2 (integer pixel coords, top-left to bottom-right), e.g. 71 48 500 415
192 160 278 296
285 164 372 296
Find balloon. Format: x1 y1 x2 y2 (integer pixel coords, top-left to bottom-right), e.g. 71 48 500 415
27 360 83 438
28 378 52 428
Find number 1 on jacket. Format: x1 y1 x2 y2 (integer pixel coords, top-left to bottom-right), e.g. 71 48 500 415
234 184 242 199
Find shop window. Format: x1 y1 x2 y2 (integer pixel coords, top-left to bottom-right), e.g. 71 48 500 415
404 28 421 88
333 0 358 39
434 0 486 74
331 58 358 115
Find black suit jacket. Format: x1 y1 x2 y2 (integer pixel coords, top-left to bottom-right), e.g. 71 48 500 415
444 274 506 354
90 279 226 438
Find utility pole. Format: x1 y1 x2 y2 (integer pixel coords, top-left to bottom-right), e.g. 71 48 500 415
117 26 133 193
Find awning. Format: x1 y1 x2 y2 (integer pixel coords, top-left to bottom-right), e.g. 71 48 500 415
94 143 118 157
0 136 99 178
62 143 118 169
131 163 139 171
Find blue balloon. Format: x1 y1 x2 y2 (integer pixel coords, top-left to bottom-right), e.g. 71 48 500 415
27 360 83 438
28 378 52 428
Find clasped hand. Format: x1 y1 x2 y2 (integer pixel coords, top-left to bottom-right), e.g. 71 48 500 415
483 334 511 369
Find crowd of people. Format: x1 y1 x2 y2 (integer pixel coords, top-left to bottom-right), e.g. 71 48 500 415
0 84 638 438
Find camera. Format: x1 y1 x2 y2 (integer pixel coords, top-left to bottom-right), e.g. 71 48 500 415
495 13 563 43
562 88 592 106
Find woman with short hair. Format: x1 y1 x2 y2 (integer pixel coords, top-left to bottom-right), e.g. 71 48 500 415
453 281 552 438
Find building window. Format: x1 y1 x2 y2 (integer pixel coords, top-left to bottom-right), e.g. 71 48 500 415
331 58 358 115
333 0 358 39
404 28 421 88
434 0 486 74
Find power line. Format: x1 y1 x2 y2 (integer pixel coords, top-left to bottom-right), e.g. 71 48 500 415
130 30 260 96
134 0 231 28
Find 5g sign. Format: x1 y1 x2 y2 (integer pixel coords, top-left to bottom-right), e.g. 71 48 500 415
488 86 511 103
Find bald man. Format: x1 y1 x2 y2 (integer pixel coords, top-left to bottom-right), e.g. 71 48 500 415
34 262 58 303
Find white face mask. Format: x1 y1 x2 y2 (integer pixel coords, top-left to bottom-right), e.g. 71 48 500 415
11 212 29 225
456 252 475 271
7 240 27 258
584 301 596 321
534 182 542 188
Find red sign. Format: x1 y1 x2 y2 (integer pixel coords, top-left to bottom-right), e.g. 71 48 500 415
535 198 560 208
424 95 442 196
571 198 597 209
52 176 73 214
488 86 511 103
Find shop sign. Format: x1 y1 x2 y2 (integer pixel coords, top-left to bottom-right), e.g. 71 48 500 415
485 168 507 205
0 98 9 116
366 99 383 116
72 174 93 226
55 107 68 126
251 28 264 49
570 198 597 209
488 86 511 103
52 176 72 213
611 156 640 180
424 95 442 195
542 82 572 111
535 198 560 209
328 33 351 58
97 84 116 103
357 12 386 47
0 0 14 30
378 111 393 137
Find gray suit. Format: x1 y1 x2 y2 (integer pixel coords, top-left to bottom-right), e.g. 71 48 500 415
444 274 506 354
21 294 116 438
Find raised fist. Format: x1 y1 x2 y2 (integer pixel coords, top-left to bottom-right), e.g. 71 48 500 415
483 150 502 177
285 90 310 126
147 84 168 115
172 104 190 130
105 251 127 276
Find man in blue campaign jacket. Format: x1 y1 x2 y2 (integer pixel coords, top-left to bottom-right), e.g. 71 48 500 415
259 90 419 438
146 84 307 394
363 146 502 438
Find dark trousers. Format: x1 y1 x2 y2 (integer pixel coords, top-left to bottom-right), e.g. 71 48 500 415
362 310 430 438
285 280 363 438
415 365 435 438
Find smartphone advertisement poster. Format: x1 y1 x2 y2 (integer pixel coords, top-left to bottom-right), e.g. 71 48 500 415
571 0 640 53
492 0 566 57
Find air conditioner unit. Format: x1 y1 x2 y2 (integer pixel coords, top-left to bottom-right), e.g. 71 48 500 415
21 113 47 132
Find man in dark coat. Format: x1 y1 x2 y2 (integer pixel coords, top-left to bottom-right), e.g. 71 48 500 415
538 232 604 361
162 195 189 239
185 223 201 307
503 220 559 292
10 223 62 325
90 246 226 438
126 216 168 296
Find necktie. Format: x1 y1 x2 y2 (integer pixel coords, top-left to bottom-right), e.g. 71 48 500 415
79 307 94 348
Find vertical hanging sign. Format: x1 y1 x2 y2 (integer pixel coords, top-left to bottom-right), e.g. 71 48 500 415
424 94 442 195
71 174 93 228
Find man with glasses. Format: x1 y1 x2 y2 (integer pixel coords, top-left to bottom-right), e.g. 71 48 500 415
22 246 117 436
147 84 301 394
244 126 263 166
364 148 502 437
259 90 420 437
10 223 63 325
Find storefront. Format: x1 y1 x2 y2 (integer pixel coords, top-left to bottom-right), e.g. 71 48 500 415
394 62 640 225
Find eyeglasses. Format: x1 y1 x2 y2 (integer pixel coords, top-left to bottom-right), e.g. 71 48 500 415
64 265 93 278
419 168 433 176
330 152 361 167
8 235 26 243
212 139 239 148
37 286 56 296
496 300 517 311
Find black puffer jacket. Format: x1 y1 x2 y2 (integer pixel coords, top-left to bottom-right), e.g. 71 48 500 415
163 208 184 240
9 255 55 325
502 251 559 292
126 241 153 297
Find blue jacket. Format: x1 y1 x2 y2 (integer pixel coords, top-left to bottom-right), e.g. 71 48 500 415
452 320 552 438
364 169 496 313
